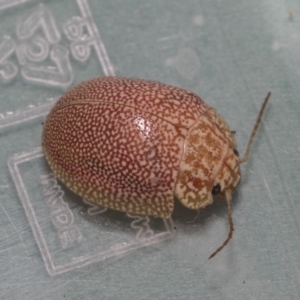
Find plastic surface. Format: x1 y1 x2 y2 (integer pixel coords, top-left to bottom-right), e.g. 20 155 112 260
0 0 299 299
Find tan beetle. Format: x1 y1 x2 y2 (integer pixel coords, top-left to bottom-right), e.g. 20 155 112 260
42 77 270 258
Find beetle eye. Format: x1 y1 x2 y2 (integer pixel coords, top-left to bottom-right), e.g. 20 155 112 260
212 183 221 195
233 148 239 157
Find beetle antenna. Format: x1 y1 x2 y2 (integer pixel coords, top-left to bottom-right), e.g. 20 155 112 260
240 92 271 164
209 191 234 259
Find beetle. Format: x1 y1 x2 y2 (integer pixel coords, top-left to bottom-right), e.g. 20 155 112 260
42 76 270 258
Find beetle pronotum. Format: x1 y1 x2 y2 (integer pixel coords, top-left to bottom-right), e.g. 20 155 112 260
42 77 270 258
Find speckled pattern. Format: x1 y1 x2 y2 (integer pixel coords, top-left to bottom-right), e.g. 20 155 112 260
42 76 241 218
175 108 241 210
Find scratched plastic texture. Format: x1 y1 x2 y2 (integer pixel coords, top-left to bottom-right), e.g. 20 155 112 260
0 0 299 299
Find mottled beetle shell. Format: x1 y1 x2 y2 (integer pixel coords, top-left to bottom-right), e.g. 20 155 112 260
43 77 241 218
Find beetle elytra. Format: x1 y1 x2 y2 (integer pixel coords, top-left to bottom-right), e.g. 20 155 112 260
42 76 270 258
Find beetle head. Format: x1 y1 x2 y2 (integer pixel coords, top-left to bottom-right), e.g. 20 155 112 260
212 146 241 199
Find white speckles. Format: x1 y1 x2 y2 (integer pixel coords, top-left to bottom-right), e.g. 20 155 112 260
139 160 147 166
174 107 240 209
134 117 151 137
178 127 188 136
147 148 156 159
42 76 215 218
